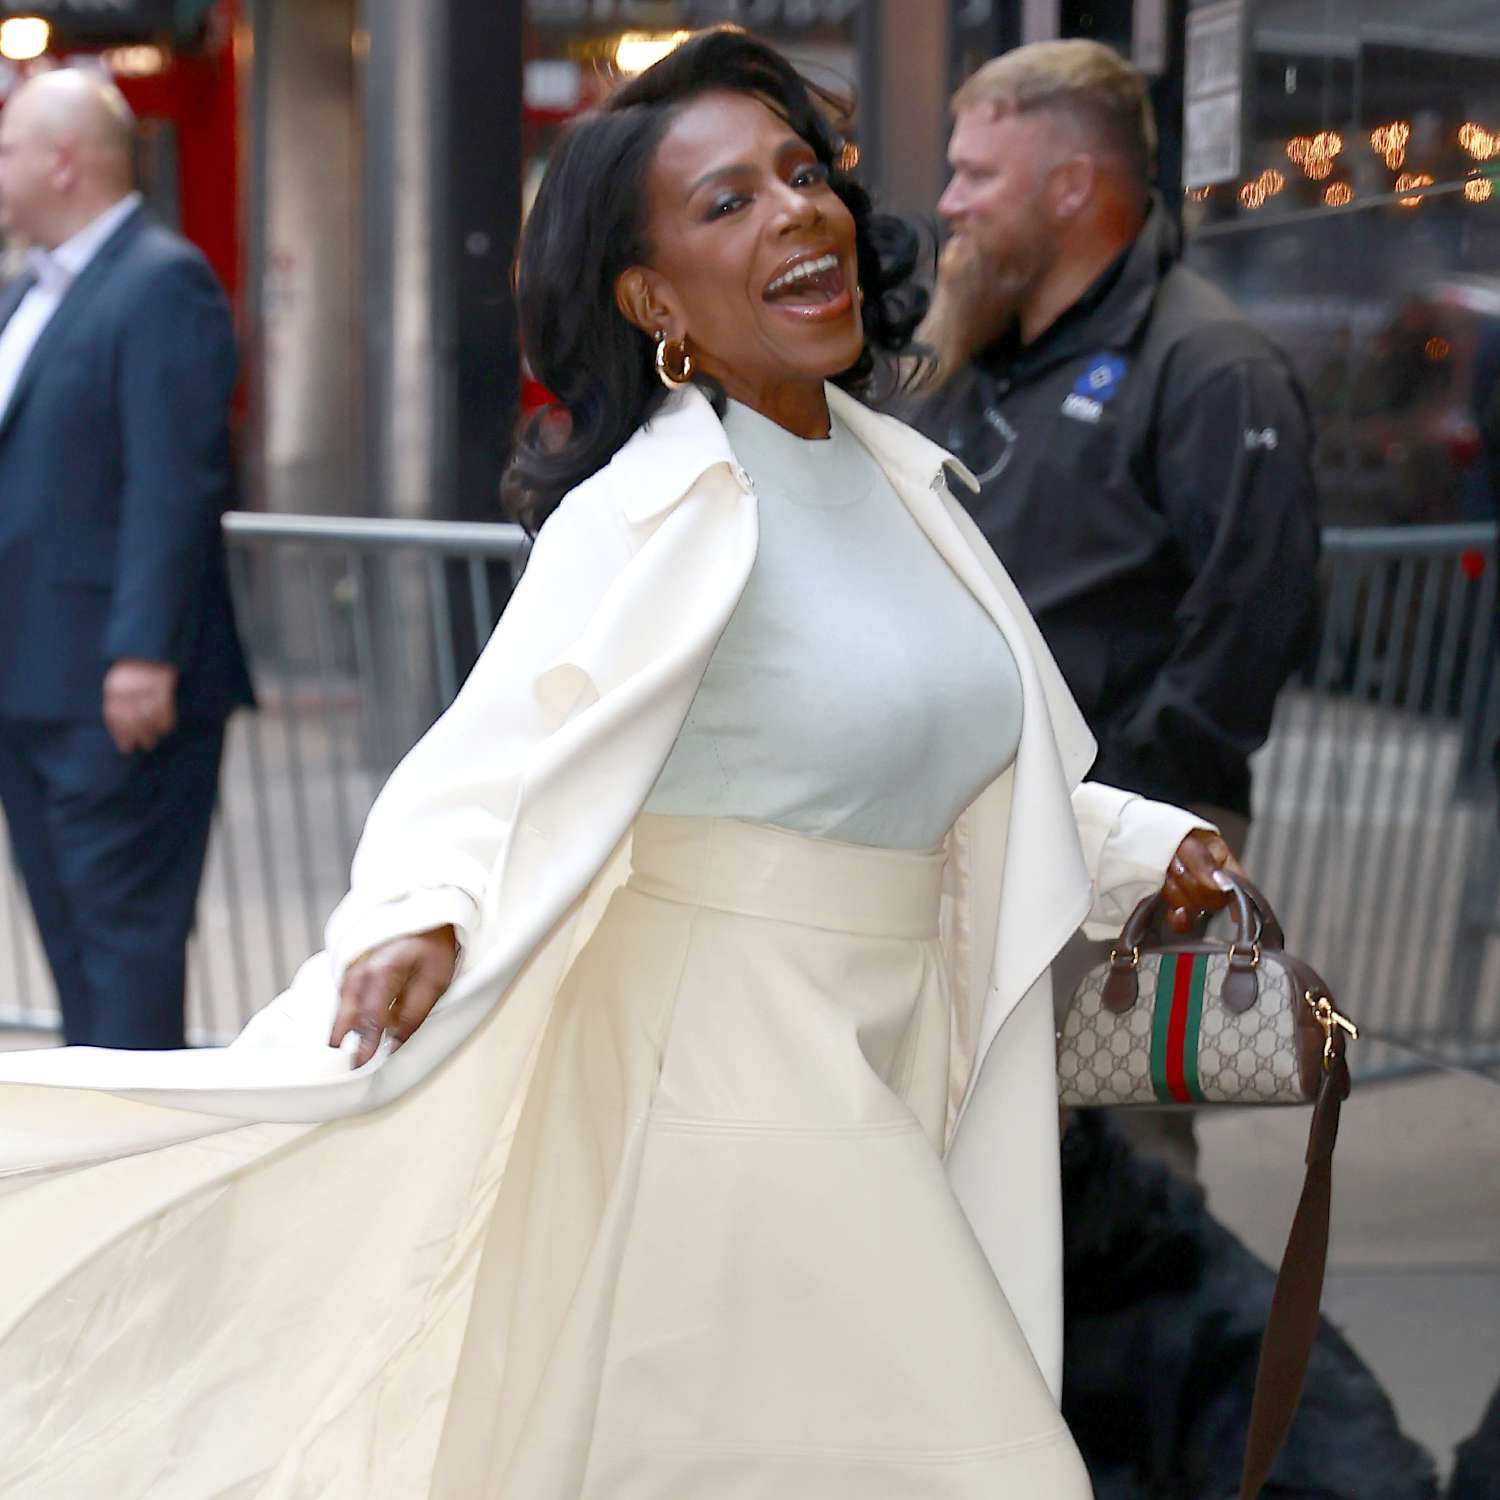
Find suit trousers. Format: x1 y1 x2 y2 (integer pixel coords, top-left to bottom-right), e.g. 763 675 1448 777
0 717 226 1049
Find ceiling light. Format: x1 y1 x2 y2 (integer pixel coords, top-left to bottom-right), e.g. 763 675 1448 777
101 45 167 78
0 17 50 62
614 31 691 75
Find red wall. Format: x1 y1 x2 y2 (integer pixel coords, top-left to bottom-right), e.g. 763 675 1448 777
0 2 243 308
114 7 241 307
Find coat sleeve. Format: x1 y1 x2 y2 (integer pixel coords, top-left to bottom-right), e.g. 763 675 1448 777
324 491 632 979
1072 781 1213 940
105 254 238 670
1096 346 1319 806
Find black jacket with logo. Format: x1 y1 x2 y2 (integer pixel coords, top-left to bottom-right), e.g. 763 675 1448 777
910 203 1319 817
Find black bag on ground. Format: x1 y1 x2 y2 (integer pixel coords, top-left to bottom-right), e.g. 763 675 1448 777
1059 1111 1440 1500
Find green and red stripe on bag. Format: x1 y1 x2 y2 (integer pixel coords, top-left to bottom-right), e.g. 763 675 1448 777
1150 951 1209 1103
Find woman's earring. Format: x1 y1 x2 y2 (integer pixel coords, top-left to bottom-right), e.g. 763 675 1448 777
655 331 695 391
856 285 865 307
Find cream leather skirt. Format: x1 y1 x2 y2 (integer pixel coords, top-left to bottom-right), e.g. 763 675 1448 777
0 815 1088 1498
431 814 1088 1498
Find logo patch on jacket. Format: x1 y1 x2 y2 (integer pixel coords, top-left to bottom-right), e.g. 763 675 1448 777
1063 354 1128 423
1076 354 1128 399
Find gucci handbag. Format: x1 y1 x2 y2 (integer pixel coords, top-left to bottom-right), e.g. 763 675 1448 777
1057 877 1359 1500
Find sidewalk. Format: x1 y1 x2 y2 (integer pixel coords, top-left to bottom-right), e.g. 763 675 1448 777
1200 1068 1500 1481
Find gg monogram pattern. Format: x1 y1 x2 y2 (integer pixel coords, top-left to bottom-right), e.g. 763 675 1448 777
1058 949 1305 1106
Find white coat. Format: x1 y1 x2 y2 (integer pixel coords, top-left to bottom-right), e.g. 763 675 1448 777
0 385 1200 1457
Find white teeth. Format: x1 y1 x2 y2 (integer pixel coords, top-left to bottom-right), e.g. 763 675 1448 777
765 253 840 296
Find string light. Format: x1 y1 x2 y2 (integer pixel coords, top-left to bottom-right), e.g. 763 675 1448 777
1425 337 1451 361
1465 175 1494 203
101 44 167 77
1369 121 1410 169
1237 168 1285 209
1460 123 1499 161
1395 172 1434 206
1286 131 1343 180
1185 184 1213 201
0 17 50 61
837 142 860 172
1324 182 1354 207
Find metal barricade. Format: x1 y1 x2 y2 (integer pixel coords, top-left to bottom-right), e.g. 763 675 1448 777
0 514 529 1044
1 516 1496 1073
1243 522 1500 1078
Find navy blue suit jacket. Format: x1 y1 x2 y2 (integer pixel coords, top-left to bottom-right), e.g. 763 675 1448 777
0 208 253 722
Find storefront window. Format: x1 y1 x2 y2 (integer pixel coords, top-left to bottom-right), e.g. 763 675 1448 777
1185 0 1500 526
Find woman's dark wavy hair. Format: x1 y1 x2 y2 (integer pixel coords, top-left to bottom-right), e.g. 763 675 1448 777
503 27 929 532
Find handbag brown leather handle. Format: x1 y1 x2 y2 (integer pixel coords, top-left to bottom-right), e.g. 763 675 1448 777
1225 875 1287 951
1116 878 1264 953
1103 876 1273 1015
1116 873 1287 954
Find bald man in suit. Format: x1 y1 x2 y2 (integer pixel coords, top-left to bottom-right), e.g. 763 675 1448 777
0 70 252 1047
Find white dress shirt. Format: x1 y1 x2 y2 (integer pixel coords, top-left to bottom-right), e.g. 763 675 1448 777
0 191 143 424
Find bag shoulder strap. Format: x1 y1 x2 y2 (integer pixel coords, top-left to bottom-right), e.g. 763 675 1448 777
1239 1047 1353 1498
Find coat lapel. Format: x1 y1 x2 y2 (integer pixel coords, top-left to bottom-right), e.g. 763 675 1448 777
0 208 145 449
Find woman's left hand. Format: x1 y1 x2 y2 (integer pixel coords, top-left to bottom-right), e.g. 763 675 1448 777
1160 829 1249 933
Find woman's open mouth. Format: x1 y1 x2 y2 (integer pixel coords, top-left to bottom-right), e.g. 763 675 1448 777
762 251 854 322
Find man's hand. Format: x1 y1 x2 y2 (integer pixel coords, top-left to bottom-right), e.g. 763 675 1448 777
915 234 1018 390
330 926 461 1068
103 659 179 754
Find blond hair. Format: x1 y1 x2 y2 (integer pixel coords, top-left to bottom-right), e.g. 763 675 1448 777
953 39 1157 186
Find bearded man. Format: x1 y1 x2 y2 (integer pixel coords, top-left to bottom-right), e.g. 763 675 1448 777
911 40 1318 867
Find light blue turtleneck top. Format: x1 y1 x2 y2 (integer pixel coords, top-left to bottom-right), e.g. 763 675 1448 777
643 399 1024 849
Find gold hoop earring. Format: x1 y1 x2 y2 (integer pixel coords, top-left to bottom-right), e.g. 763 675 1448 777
655 331 694 391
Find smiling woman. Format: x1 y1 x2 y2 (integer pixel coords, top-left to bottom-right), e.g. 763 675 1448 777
0 25 1240 1500
505 27 927 530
